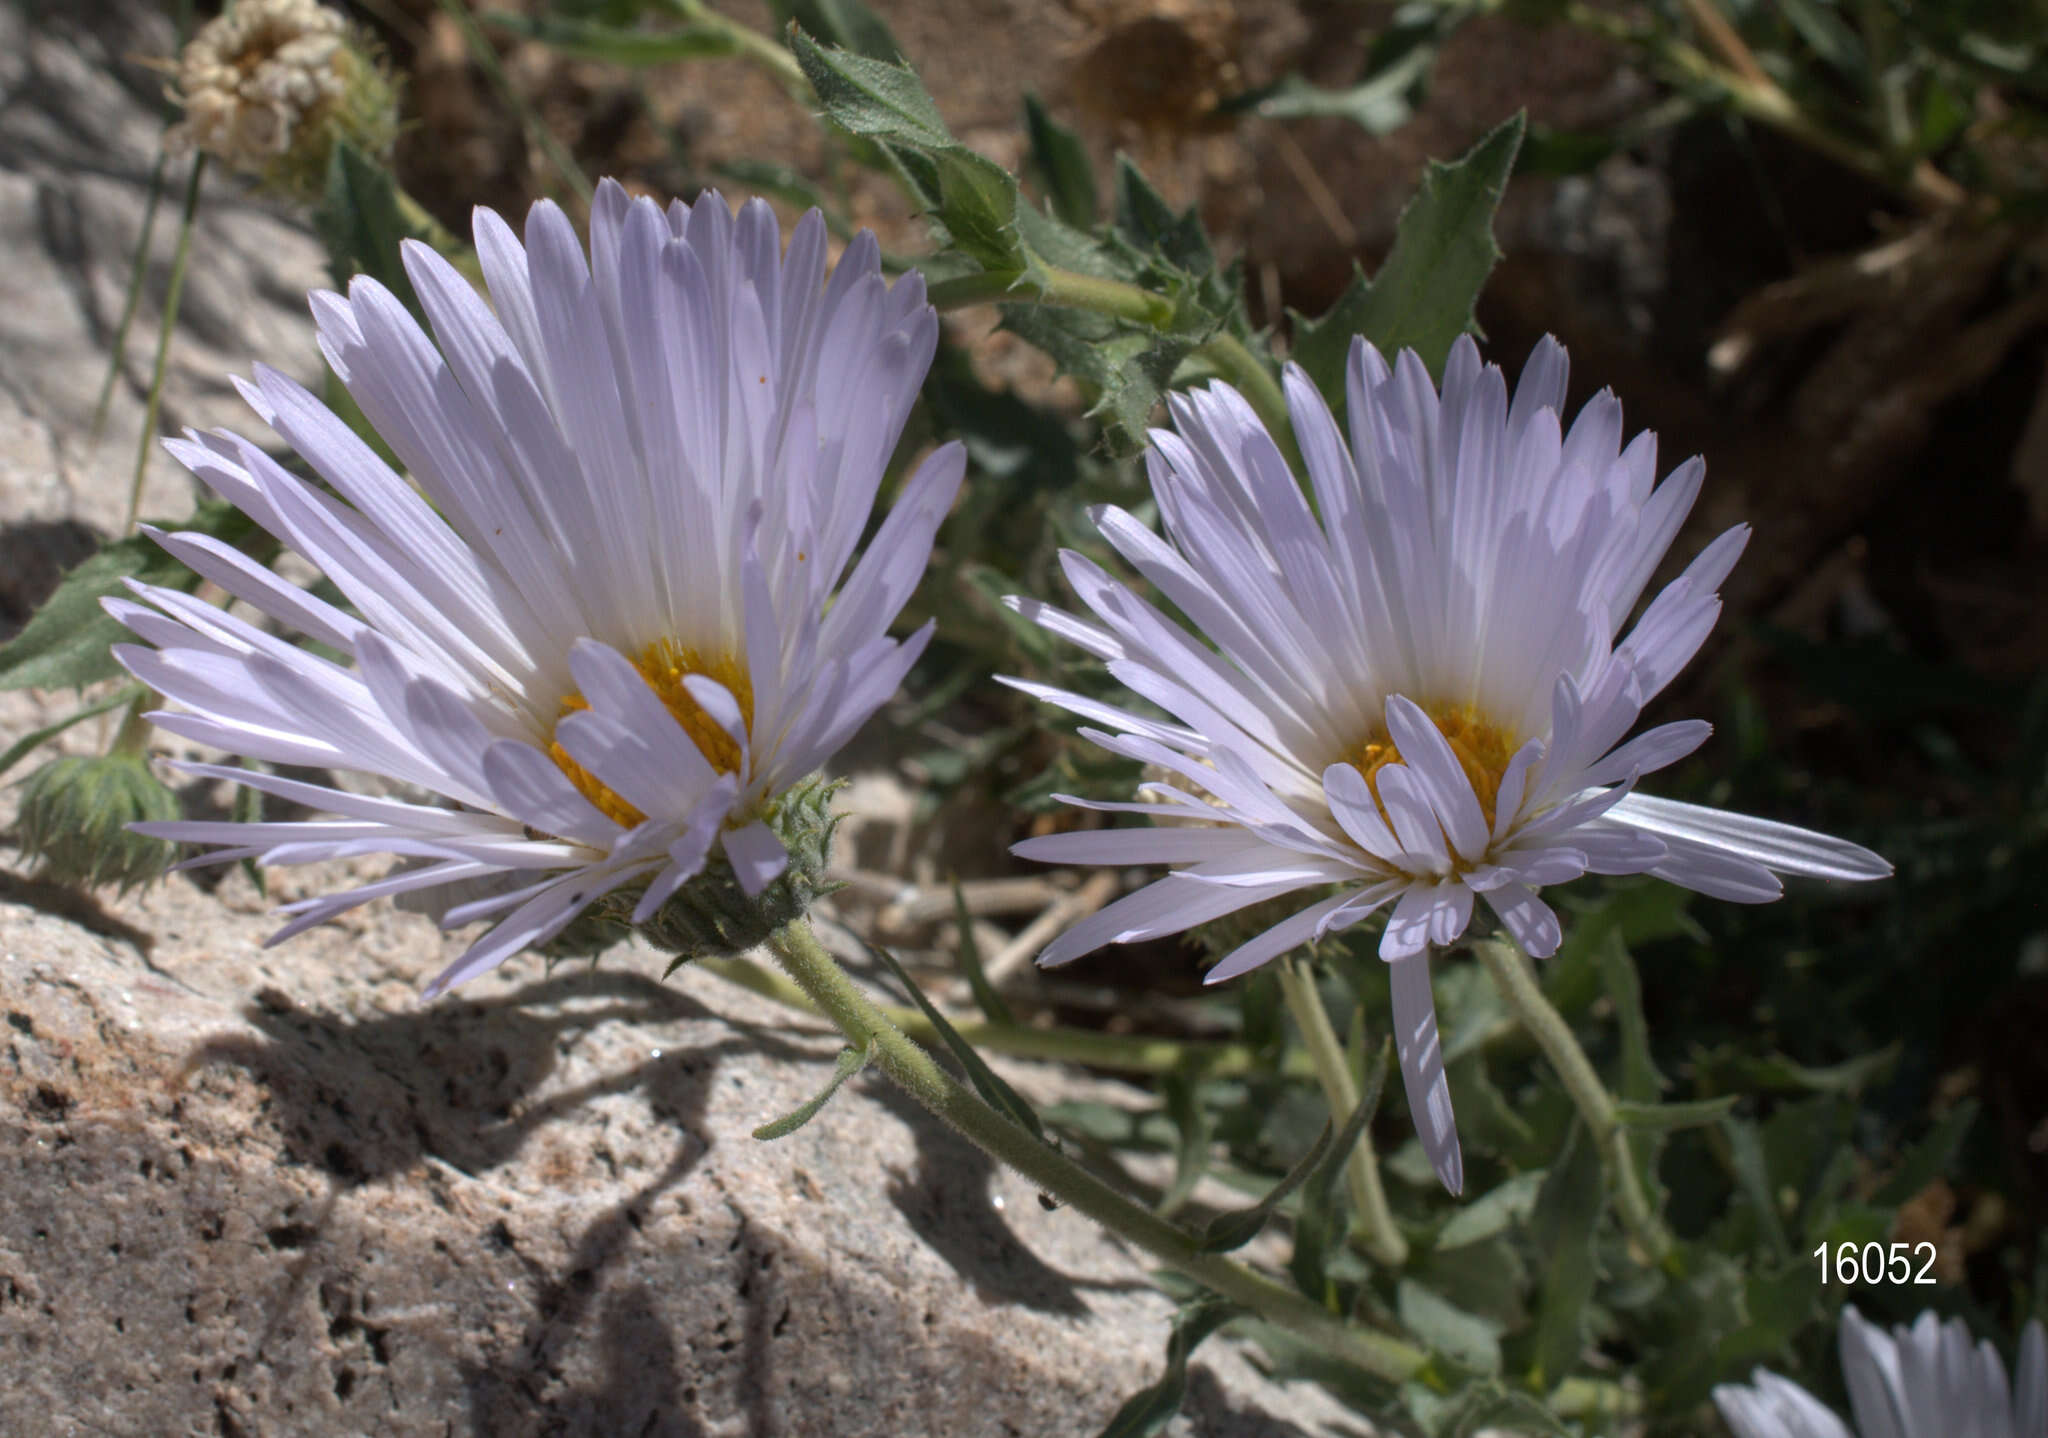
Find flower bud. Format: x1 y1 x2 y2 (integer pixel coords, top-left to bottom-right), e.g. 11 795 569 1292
15 753 181 894
628 775 846 971
166 0 398 202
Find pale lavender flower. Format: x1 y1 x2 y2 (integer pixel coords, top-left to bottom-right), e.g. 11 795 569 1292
1007 335 1888 1191
113 181 962 996
1714 1306 2048 1438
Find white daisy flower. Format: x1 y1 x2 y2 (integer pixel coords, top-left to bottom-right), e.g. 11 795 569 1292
1007 334 1889 1190
113 180 963 997
1714 1306 2047 1438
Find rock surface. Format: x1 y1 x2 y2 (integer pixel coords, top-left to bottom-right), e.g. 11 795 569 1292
0 873 1359 1438
0 5 1359 1436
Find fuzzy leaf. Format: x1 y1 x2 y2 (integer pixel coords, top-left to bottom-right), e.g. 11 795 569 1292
1595 931 1666 1103
1095 1294 1241 1438
0 501 255 692
753 1040 873 1139
1398 1279 1502 1375
997 304 1195 455
315 139 436 322
1024 92 1096 227
950 879 1014 1026
790 33 1024 270
1112 156 1213 276
771 0 901 59
860 936 1046 1140
1291 112 1524 403
1434 1170 1545 1250
0 683 145 781
1288 1038 1391 1299
1615 1095 1738 1132
1527 1124 1604 1393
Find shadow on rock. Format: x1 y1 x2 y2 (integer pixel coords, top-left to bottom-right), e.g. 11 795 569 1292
0 517 99 634
866 1081 1090 1317
187 964 833 1437
183 966 808 1185
0 866 156 955
1180 1365 1343 1438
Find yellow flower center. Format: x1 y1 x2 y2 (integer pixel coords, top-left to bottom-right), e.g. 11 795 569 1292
547 640 753 828
1349 703 1519 834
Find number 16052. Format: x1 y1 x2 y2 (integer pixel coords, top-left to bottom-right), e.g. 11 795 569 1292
1813 1241 1938 1286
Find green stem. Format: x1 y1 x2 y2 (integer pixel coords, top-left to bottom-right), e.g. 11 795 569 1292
108 691 157 759
926 265 1175 328
127 154 205 534
1273 956 1407 1269
760 917 1430 1384
658 0 807 90
92 147 169 446
699 955 1312 1078
1561 2 1962 212
1475 941 1674 1267
926 267 1300 466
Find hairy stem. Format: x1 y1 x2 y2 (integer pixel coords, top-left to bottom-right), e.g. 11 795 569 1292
698 954 1314 1079
761 918 1430 1383
127 155 205 533
1273 956 1408 1269
1475 941 1674 1267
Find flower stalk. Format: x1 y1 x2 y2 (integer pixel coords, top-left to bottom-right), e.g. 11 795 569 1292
1474 940 1675 1267
697 954 1318 1080
1272 955 1408 1268
761 917 1429 1383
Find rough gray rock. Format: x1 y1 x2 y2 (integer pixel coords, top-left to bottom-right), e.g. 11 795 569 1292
0 873 1362 1437
0 5 1364 1436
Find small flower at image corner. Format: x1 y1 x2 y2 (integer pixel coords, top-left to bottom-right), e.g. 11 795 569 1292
1713 1305 2047 1438
111 181 964 997
1005 333 1891 1193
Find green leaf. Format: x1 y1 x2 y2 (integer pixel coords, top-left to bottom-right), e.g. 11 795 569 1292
1398 1279 1502 1375
1159 1074 1212 1216
230 759 268 899
1718 1260 1825 1372
949 879 1015 1025
1248 43 1435 136
1615 1095 1739 1132
1290 111 1524 403
1095 1294 1241 1437
859 936 1046 1140
752 1039 874 1139
769 0 901 60
1024 93 1096 227
1725 1043 1901 1095
1596 931 1666 1103
791 31 953 150
1872 1099 1979 1206
1527 1123 1604 1393
1289 1038 1391 1301
1434 1170 1545 1250
481 11 743 65
997 304 1195 456
1774 0 1869 82
314 140 437 322
0 683 145 782
789 32 1024 271
0 501 256 692
1722 1114 1793 1260
1199 1117 1334 1252
1112 156 1213 277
